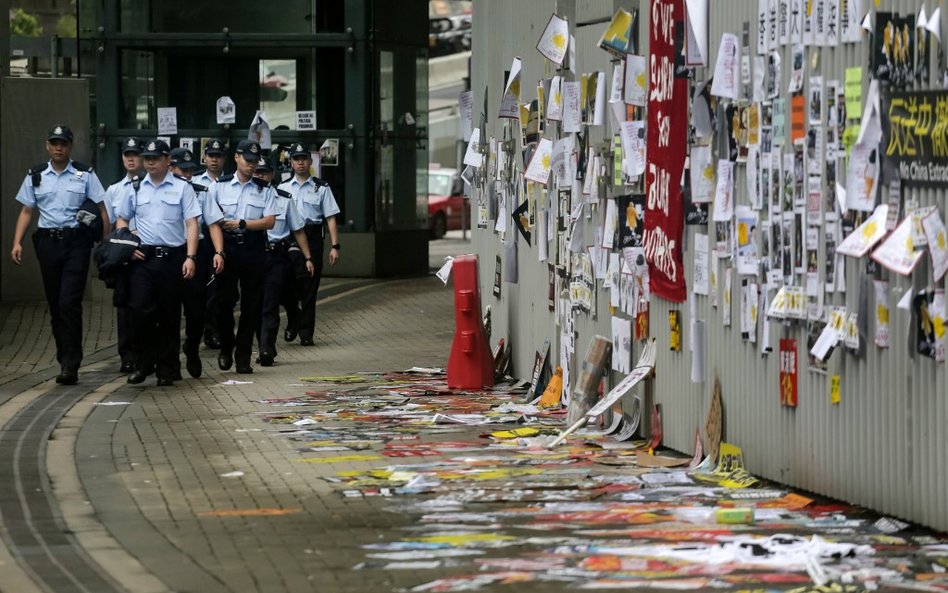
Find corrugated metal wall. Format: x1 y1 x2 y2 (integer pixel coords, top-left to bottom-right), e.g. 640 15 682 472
470 0 948 531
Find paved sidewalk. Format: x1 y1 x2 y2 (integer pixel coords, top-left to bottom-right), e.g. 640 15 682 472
0 271 462 593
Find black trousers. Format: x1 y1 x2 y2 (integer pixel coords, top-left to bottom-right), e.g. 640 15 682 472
259 247 300 357
182 237 214 352
116 305 133 364
216 233 266 364
32 229 93 372
295 225 325 341
127 246 186 380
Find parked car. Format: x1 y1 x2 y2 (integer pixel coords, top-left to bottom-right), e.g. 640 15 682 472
429 1 472 57
422 166 465 238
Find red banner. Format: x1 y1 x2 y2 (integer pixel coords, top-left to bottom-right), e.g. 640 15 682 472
644 0 688 302
779 339 798 407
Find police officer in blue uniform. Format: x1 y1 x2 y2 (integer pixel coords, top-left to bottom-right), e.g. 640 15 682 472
194 138 227 349
170 147 226 378
254 156 314 366
279 143 340 346
105 137 144 374
114 140 202 386
10 125 108 385
206 139 278 373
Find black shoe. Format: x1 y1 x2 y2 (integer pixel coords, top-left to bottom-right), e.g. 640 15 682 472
218 352 233 371
127 370 148 384
185 348 203 378
56 369 78 385
120 361 135 374
284 328 297 342
235 362 254 374
258 352 275 367
204 335 221 349
173 369 183 381
299 337 314 346
156 376 174 387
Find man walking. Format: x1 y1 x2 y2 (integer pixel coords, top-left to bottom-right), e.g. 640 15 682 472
254 156 314 366
279 143 340 346
114 140 201 387
170 147 225 378
105 137 143 374
206 140 277 373
10 125 108 385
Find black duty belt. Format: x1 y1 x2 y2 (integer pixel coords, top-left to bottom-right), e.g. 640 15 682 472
37 227 81 240
223 230 265 246
140 245 185 258
266 239 292 255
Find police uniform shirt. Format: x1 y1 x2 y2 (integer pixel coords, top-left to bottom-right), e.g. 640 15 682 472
105 176 138 231
279 177 340 226
267 197 305 242
207 176 279 229
15 161 106 229
115 172 200 247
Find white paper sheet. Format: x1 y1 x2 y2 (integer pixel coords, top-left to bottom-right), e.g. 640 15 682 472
710 33 740 99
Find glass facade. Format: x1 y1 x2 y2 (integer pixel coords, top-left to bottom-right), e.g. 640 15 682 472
5 0 429 275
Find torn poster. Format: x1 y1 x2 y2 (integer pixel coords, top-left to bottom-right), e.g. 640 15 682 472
537 14 569 65
921 208 948 281
623 55 648 106
498 57 522 119
871 217 924 276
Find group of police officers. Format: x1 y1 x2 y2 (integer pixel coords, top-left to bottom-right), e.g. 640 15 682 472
11 124 340 386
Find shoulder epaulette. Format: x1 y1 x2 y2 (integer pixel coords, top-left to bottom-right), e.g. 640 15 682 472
218 174 234 182
29 163 46 187
312 177 329 187
274 187 292 199
71 161 93 172
251 177 269 190
191 181 208 193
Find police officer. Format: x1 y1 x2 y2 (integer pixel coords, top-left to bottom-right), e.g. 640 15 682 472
10 125 108 385
254 156 314 366
170 147 226 378
115 140 202 386
105 137 144 374
206 139 277 373
194 137 227 349
280 143 340 346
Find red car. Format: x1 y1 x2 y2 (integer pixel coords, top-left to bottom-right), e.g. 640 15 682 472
424 167 466 238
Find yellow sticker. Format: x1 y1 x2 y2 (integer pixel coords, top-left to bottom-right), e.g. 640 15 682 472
831 375 841 404
490 427 540 439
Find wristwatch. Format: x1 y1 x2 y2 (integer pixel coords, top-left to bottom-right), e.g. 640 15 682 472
215 251 226 259
186 254 197 261
238 219 247 230
331 243 341 250
305 257 314 262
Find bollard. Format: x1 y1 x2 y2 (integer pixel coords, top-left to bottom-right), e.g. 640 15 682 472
447 254 495 389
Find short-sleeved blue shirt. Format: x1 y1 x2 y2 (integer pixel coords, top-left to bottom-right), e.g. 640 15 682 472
279 177 340 226
115 172 200 247
267 196 305 241
206 176 279 230
15 161 106 229
105 175 137 231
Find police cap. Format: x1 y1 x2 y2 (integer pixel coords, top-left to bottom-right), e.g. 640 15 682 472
141 139 171 157
47 125 74 143
235 139 261 162
204 138 226 155
255 155 274 172
288 142 310 158
169 147 197 170
122 137 142 155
